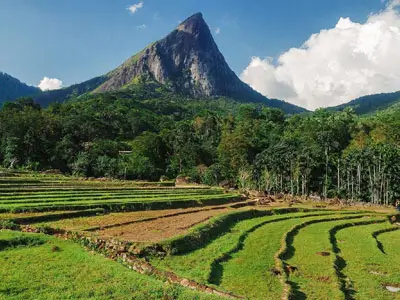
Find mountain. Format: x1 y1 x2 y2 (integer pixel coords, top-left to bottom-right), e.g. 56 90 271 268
33 13 306 114
0 72 40 106
329 91 400 115
33 76 107 107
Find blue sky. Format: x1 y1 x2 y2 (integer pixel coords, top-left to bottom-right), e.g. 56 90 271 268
0 0 396 108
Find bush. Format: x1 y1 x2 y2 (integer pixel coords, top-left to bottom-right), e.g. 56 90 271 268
159 175 169 182
0 220 19 230
202 164 223 186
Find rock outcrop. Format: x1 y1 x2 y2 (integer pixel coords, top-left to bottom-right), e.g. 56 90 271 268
94 13 305 113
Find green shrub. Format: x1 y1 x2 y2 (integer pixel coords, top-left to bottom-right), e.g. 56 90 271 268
0 219 19 230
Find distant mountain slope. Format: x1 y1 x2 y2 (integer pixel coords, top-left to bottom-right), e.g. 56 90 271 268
0 72 40 105
329 91 400 115
32 13 306 114
33 76 107 107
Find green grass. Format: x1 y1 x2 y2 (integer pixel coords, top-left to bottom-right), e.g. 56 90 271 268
336 222 400 300
0 189 223 201
216 214 365 299
0 193 240 213
217 215 323 299
0 192 226 205
0 177 240 213
150 212 358 292
284 216 385 300
0 230 221 300
2 172 398 299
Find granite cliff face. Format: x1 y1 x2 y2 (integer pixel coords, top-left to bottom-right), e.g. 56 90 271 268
97 13 246 97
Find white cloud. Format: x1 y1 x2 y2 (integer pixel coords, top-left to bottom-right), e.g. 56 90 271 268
215 27 221 34
38 77 63 91
127 2 144 15
388 0 400 9
136 24 146 30
241 2 400 110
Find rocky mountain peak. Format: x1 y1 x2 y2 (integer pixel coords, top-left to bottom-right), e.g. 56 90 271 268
87 13 306 113
176 13 207 35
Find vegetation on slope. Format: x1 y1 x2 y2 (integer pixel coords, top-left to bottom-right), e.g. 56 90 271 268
0 72 40 106
1 84 400 205
0 175 239 213
330 91 400 115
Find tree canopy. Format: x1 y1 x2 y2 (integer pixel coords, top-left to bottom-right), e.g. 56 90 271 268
1 86 399 205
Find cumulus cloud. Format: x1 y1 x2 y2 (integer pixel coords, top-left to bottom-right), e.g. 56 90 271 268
241 1 400 110
38 77 63 91
388 0 400 9
127 2 144 14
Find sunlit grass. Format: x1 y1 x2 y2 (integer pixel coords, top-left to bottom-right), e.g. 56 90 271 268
0 230 221 300
337 223 400 300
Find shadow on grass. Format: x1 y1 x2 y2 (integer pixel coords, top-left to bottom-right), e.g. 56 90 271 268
0 287 29 296
372 227 399 255
328 219 387 300
288 280 307 300
157 209 364 257
0 236 45 251
278 215 367 300
207 212 338 285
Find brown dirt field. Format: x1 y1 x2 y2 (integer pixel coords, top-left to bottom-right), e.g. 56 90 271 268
41 202 253 231
96 207 235 242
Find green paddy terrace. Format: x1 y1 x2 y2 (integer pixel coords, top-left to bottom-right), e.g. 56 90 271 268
0 174 241 213
1 172 399 300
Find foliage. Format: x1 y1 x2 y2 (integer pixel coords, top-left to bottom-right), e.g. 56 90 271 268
0 73 40 106
1 86 400 205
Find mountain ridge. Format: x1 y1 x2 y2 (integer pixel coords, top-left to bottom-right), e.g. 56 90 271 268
0 72 40 106
30 13 306 114
328 90 400 115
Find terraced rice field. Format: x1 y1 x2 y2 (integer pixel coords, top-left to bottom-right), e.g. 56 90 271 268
148 210 399 299
1 172 399 299
0 175 240 213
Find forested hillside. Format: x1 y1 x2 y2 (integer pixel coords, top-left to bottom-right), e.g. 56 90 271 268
1 84 399 205
329 91 400 115
0 72 40 105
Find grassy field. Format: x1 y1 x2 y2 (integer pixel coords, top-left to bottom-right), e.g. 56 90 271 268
336 222 400 300
1 171 399 299
0 231 220 300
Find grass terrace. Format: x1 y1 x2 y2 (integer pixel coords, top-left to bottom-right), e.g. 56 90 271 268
1 171 399 299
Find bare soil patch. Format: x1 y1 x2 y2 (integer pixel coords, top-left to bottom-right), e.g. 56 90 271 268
316 251 331 256
44 201 253 231
317 276 332 282
96 208 233 242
